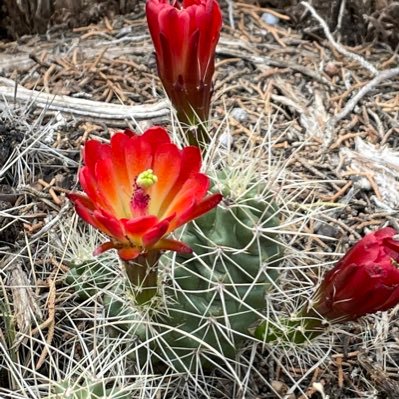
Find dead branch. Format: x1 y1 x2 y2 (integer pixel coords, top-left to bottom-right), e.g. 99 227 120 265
301 1 378 76
0 77 170 124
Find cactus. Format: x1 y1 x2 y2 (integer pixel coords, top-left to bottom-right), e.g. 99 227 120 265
66 258 112 300
100 172 283 370
65 125 282 369
153 174 283 368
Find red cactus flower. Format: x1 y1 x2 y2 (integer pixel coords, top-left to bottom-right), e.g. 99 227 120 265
69 127 222 261
146 0 222 141
312 227 399 322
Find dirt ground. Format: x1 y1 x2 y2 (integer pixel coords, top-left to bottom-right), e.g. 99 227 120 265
0 1 399 398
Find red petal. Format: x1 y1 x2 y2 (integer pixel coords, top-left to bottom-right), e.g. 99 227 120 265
141 126 171 152
122 216 159 236
83 140 111 172
79 167 102 206
158 32 174 83
74 200 97 227
142 219 170 247
197 0 222 77
93 241 116 256
68 193 95 210
153 238 192 253
175 193 222 228
93 210 125 239
374 227 397 240
379 287 399 312
184 29 200 84
146 0 163 56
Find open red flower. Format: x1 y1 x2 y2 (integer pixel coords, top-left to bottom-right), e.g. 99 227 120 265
146 0 222 134
312 227 399 322
69 127 222 260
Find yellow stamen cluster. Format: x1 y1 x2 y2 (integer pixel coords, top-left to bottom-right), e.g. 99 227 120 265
136 169 158 189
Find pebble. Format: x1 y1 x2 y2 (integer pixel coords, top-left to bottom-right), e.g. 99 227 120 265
219 131 233 148
324 62 339 77
261 12 279 25
230 107 248 122
316 222 341 240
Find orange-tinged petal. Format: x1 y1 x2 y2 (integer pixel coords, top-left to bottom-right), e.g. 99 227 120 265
149 143 182 214
160 145 201 214
94 241 116 256
152 238 192 253
161 173 209 218
79 167 119 214
118 247 141 260
95 158 127 217
124 135 152 186
110 132 132 200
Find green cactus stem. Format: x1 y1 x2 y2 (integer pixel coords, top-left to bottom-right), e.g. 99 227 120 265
153 178 283 368
254 307 326 345
65 259 111 300
53 377 130 399
124 250 160 305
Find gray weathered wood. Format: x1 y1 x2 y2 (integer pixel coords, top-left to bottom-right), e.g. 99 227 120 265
0 77 169 124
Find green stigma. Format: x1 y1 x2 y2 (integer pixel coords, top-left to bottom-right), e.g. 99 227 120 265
136 169 158 189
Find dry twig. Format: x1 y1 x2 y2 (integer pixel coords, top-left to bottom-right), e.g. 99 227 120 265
0 77 169 124
301 1 378 76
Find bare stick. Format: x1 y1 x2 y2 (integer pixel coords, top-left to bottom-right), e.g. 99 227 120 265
330 67 399 125
226 0 235 29
0 77 169 123
301 1 378 76
321 67 399 150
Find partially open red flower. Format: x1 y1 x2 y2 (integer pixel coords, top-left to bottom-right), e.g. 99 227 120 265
146 0 222 137
69 127 222 260
312 227 399 322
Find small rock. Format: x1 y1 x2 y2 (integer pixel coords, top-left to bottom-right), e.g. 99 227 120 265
116 26 132 38
316 222 340 240
230 107 248 122
324 62 339 77
261 12 279 25
219 131 233 148
271 380 295 398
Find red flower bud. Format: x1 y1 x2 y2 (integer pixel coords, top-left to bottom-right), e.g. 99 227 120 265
146 0 222 129
312 227 399 322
